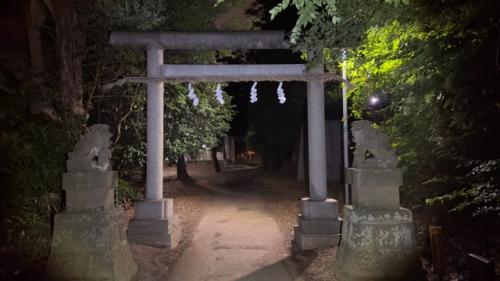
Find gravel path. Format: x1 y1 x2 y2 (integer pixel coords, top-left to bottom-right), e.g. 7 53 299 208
166 195 298 281
129 162 340 281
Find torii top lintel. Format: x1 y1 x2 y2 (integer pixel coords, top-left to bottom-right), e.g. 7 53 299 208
109 31 289 50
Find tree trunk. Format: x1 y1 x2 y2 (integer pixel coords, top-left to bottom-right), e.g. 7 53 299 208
48 0 85 115
25 0 45 73
211 148 221 172
176 155 192 182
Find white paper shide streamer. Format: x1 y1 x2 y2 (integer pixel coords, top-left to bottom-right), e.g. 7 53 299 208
277 81 286 104
250 82 258 103
187 83 199 106
215 83 224 105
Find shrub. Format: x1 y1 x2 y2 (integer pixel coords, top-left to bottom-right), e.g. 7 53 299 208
115 179 142 210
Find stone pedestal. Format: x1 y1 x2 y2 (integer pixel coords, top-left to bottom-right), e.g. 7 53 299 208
46 171 137 281
335 206 418 281
335 168 418 281
347 168 402 210
293 198 342 250
127 198 181 248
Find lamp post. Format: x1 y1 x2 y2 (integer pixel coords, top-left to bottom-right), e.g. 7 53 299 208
342 50 350 205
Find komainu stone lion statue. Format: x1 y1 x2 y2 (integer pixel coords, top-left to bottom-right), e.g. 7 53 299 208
66 124 113 172
351 120 398 169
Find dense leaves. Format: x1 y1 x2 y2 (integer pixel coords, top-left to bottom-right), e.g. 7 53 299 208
115 179 143 210
165 83 234 161
0 84 82 269
346 0 500 217
1 0 236 277
81 0 235 175
270 0 400 59
278 0 500 217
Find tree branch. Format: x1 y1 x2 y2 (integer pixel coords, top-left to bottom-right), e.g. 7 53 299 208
83 61 100 121
113 86 139 145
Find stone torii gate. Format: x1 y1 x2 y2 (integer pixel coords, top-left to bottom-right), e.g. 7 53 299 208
110 31 342 249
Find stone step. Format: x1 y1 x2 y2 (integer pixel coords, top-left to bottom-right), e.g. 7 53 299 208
301 197 339 220
293 226 340 250
297 214 342 234
127 217 178 234
127 228 181 248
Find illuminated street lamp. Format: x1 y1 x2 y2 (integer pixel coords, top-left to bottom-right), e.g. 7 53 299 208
369 95 380 106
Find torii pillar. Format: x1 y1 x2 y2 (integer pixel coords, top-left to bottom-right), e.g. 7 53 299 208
293 52 342 250
126 45 181 248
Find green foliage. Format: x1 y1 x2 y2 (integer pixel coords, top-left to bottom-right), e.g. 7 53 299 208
0 0 237 276
270 0 342 44
345 21 422 118
269 0 404 56
340 0 500 217
115 179 143 209
8 119 81 201
81 0 236 173
111 92 148 174
268 0 500 218
165 83 235 161
425 159 500 216
2 206 53 261
0 88 82 264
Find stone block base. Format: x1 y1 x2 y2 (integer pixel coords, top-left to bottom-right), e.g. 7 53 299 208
293 198 342 250
127 217 181 248
293 225 340 250
298 214 341 234
45 208 137 281
62 171 117 211
134 198 174 219
347 168 402 210
335 206 419 281
127 198 181 248
301 197 339 219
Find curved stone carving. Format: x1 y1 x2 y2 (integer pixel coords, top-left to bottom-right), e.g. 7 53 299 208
67 124 113 172
351 120 398 169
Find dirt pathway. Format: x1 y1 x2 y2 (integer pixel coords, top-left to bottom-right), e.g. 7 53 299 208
166 167 302 281
129 163 343 281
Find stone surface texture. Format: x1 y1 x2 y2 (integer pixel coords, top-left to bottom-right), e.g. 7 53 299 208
292 54 342 250
347 168 402 210
66 124 113 172
351 120 398 169
293 197 341 250
305 56 327 201
335 120 418 281
110 31 289 49
335 206 418 281
127 199 181 248
63 171 117 211
46 124 137 281
301 198 339 219
46 209 137 281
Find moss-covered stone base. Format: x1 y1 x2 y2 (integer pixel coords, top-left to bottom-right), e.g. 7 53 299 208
335 206 420 281
45 208 137 281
